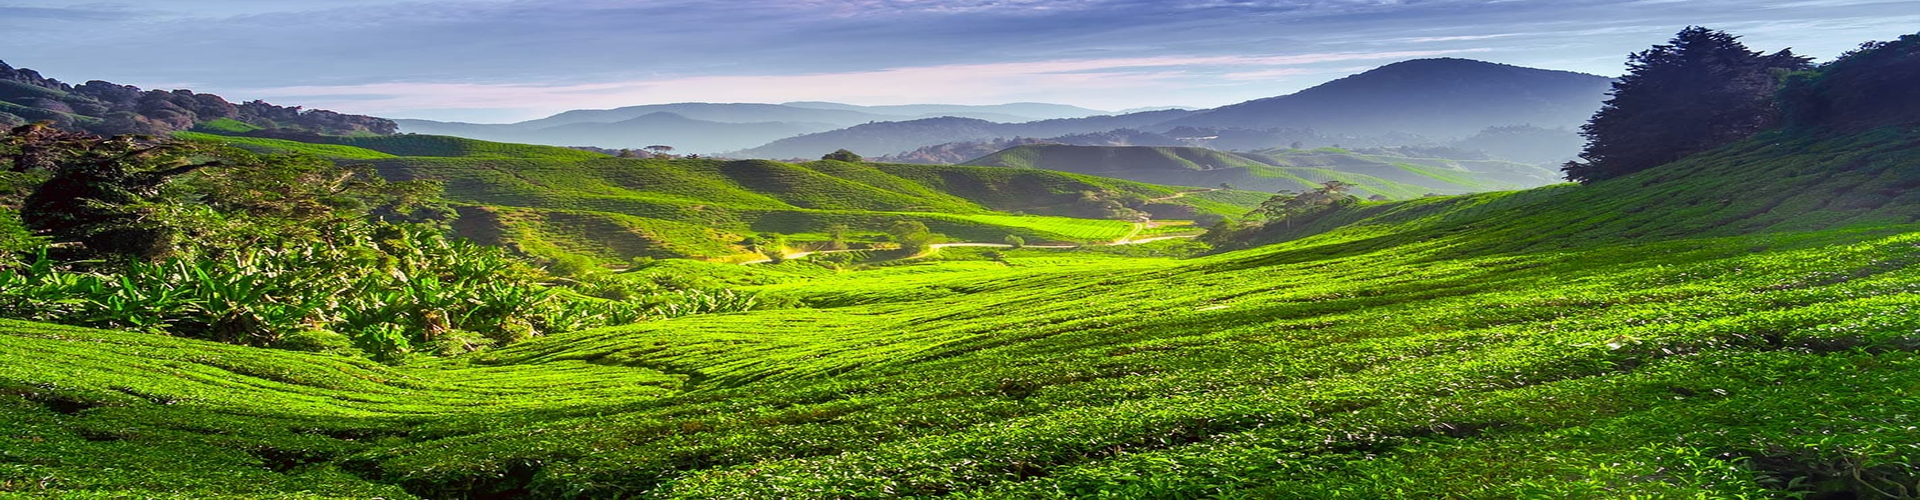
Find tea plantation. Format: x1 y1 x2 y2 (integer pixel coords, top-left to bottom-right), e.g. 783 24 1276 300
5 125 1919 498
179 130 1259 264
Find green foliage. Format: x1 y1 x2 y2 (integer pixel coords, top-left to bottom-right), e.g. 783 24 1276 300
174 131 399 160
1564 26 1812 182
1780 31 1920 131
189 118 263 134
821 149 863 162
0 223 655 360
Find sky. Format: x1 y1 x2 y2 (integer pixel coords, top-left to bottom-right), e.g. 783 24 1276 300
1 0 1916 123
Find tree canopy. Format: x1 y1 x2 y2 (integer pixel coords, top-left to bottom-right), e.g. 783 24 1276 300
1562 27 1811 183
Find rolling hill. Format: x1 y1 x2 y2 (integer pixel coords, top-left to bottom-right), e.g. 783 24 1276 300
965 144 1562 198
7 31 1918 500
176 130 1261 263
10 121 1920 498
394 102 1120 155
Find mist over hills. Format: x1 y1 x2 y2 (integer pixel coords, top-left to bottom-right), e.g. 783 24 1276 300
395 102 1125 154
1160 58 1612 138
727 110 1199 159
393 58 1611 160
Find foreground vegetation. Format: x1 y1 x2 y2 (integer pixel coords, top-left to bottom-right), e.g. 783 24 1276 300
5 122 1920 497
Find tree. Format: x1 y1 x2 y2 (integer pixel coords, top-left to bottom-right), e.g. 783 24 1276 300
1002 234 1025 248
887 220 934 254
643 145 675 158
16 132 224 260
1562 27 1812 183
1248 181 1355 229
825 223 851 251
822 149 863 162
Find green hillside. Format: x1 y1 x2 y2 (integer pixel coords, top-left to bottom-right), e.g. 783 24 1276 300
965 144 1563 198
364 152 1261 262
165 130 1255 264
6 125 1920 498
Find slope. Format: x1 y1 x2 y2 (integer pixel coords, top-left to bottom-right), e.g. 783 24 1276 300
8 126 1920 498
358 151 1259 262
966 144 1562 198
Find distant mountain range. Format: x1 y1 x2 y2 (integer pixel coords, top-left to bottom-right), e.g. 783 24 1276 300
726 110 1196 160
395 58 1610 159
394 102 1121 154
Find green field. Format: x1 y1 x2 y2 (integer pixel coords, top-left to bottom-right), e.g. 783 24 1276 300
965 144 1563 199
5 126 1920 498
166 130 1257 265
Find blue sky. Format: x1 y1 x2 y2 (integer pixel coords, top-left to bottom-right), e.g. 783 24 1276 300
2 0 1915 122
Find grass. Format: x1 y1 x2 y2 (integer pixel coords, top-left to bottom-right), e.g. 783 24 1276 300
9 127 1918 498
175 131 399 160
966 144 1559 198
367 154 1254 262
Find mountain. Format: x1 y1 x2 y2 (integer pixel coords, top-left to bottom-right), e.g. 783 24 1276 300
727 109 1196 159
395 102 1118 154
0 59 393 136
965 144 1561 198
1159 58 1612 139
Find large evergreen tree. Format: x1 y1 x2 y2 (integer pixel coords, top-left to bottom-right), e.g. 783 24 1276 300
1563 27 1811 183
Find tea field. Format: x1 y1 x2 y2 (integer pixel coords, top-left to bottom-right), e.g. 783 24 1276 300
5 127 1919 498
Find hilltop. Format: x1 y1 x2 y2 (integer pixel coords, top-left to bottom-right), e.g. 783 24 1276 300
1160 58 1613 138
965 144 1561 198
395 102 1120 155
726 110 1196 160
174 129 1258 264
0 59 393 136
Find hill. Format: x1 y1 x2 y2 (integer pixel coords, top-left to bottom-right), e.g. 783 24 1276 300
363 152 1259 263
0 59 393 136
8 122 1920 498
7 30 1918 500
966 144 1562 198
731 59 1606 161
396 112 839 155
1160 58 1612 139
727 109 1196 159
394 102 1118 155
